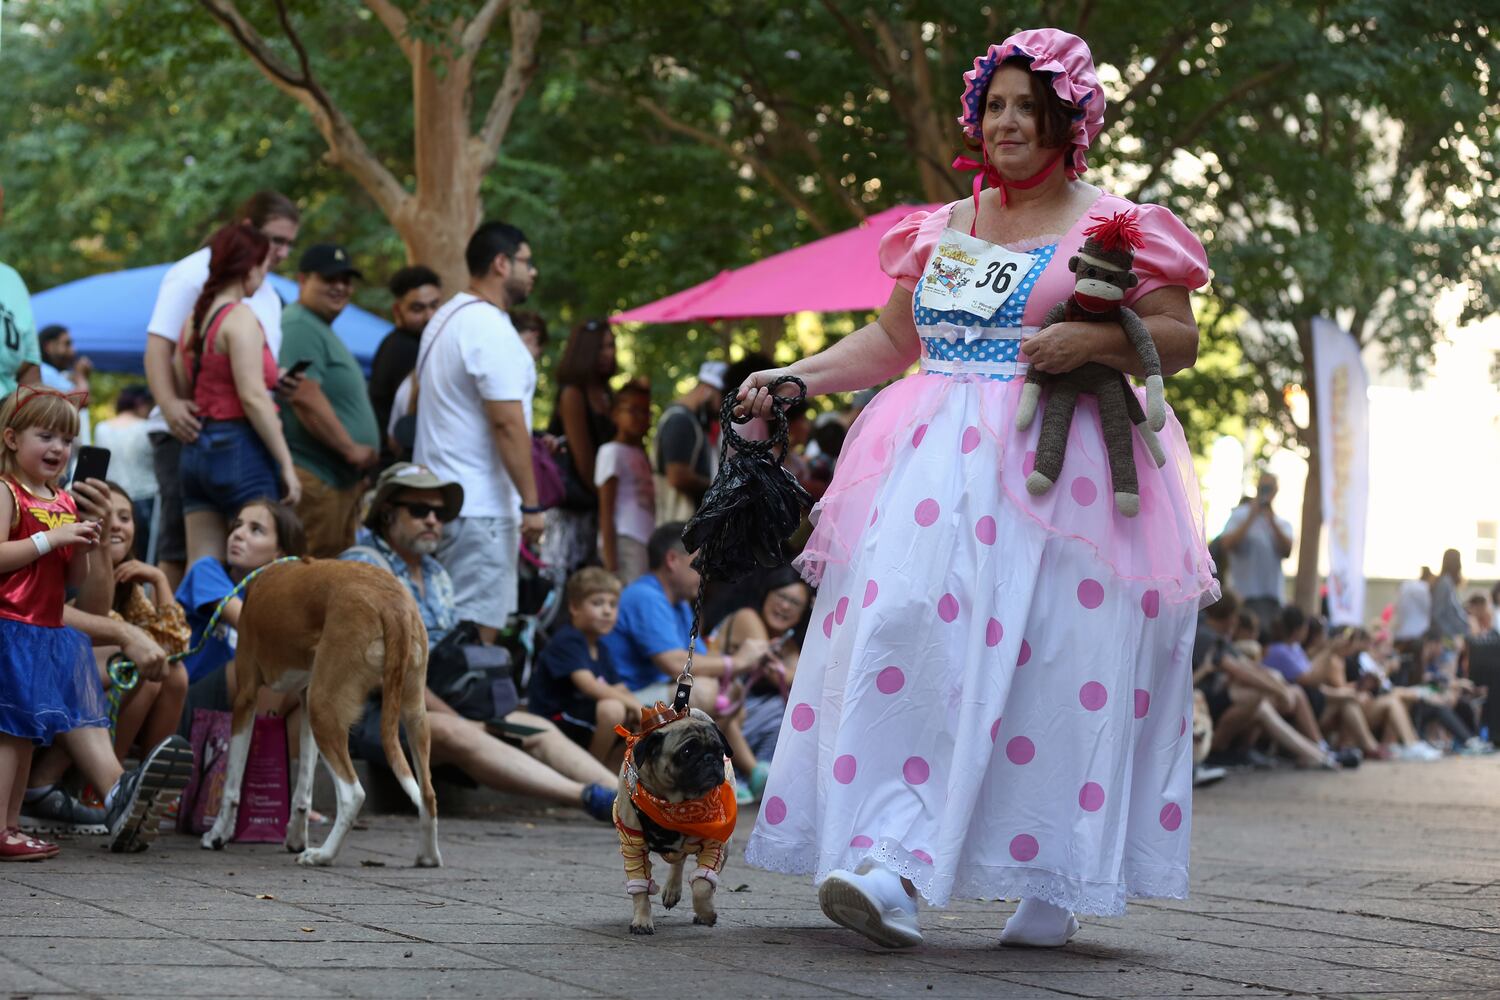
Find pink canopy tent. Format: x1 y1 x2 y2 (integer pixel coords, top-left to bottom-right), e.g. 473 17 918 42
611 203 941 324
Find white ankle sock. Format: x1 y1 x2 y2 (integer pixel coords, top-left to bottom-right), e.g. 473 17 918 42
1000 897 1079 947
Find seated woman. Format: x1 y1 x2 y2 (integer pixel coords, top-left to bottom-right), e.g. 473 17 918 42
1270 611 1381 762
710 566 812 800
102 483 190 763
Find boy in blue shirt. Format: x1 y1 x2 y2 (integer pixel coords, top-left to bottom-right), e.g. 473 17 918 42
530 568 643 764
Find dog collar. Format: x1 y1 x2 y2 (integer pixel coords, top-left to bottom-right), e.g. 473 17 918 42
616 720 739 844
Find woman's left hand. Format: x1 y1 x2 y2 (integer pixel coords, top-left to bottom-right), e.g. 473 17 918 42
114 560 161 587
1020 323 1100 375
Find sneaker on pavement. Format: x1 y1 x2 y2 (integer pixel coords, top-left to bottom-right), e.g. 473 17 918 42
1192 764 1228 788
19 787 107 835
106 735 193 853
818 859 923 948
580 783 617 824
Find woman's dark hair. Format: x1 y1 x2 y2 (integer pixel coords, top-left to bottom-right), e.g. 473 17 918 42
190 223 271 354
234 190 300 228
1441 548 1463 583
1302 615 1327 650
115 385 152 415
511 310 548 346
554 318 616 387
388 264 440 299
235 498 308 559
966 56 1075 153
1272 604 1307 644
758 564 806 604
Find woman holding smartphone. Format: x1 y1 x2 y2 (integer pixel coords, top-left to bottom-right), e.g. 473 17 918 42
174 223 300 565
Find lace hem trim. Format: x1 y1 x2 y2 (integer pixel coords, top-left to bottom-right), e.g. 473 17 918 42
744 836 1187 917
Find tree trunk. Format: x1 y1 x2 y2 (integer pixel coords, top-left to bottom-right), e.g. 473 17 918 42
1293 318 1322 613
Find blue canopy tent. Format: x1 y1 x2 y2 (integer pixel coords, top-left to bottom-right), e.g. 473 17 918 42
30 264 390 375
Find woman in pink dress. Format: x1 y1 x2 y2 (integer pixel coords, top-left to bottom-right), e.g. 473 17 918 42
738 28 1217 949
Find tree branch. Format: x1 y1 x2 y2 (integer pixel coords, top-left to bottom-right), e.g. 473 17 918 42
475 0 542 165
198 0 409 222
621 87 830 234
462 0 512 53
363 0 412 59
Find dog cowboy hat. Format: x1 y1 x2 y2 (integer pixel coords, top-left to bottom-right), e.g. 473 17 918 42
363 462 465 531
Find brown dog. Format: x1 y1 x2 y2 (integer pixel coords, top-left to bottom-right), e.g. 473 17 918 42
200 559 441 868
615 706 737 935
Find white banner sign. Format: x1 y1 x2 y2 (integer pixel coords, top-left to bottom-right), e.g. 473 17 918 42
1312 316 1370 626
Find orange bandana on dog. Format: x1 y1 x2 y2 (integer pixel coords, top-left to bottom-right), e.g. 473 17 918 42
615 715 738 844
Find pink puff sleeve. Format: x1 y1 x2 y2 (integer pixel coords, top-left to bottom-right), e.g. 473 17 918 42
878 204 955 293
1125 203 1210 305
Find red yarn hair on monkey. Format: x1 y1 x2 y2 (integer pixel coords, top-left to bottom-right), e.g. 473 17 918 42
1082 212 1145 252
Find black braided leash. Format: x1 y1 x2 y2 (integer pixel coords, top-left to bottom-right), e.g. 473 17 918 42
672 375 812 712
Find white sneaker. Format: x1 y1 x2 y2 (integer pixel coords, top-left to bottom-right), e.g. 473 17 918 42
1000 897 1081 948
818 860 922 948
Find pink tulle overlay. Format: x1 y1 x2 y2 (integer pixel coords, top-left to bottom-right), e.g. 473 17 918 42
796 372 1219 610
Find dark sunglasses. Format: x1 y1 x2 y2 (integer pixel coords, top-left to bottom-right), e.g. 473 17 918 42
394 501 456 524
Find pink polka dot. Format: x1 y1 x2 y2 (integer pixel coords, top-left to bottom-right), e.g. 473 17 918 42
1022 450 1037 476
975 515 997 546
790 703 815 731
937 593 960 623
1080 681 1108 711
1141 589 1161 619
862 579 879 608
914 498 940 527
1077 578 1105 609
902 756 930 785
1009 834 1039 862
1017 639 1032 666
833 755 858 784
875 666 905 695
911 849 934 865
912 424 929 448
850 835 874 849
1070 477 1098 506
1180 716 1188 737
1079 782 1106 812
1134 689 1151 719
985 618 1003 647
1005 736 1035 765
990 718 1002 742
764 797 787 825
960 426 981 454
1160 802 1183 832
835 596 850 625
870 507 879 526
822 612 835 638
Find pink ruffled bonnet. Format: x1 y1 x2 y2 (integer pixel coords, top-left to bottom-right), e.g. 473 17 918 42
957 28 1105 178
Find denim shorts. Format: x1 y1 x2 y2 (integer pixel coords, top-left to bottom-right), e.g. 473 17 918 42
179 419 281 516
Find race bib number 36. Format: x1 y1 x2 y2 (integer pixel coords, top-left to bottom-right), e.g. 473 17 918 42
919 228 1039 319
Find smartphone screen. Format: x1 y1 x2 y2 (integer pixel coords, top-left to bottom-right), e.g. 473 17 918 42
282 358 314 381
72 445 111 485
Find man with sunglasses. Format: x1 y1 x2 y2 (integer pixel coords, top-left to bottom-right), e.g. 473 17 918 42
340 463 620 822
279 243 381 557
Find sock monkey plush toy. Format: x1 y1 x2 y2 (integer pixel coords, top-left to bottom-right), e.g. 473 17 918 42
1014 211 1169 517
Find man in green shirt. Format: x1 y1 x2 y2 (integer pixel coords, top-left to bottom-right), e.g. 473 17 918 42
0 180 42 398
279 243 380 557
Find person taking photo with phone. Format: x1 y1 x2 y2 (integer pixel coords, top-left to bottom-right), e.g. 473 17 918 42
1219 473 1295 639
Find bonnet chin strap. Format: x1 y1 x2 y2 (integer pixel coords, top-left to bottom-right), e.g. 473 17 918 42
952 150 1067 236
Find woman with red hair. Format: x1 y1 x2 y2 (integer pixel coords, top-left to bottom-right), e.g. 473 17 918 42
173 223 300 564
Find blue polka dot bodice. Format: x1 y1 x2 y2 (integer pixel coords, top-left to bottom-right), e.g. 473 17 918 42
914 242 1057 382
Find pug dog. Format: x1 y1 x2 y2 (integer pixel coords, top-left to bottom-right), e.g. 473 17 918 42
615 707 738 936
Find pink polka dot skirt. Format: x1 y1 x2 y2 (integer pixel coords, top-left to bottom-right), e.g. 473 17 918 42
745 368 1218 917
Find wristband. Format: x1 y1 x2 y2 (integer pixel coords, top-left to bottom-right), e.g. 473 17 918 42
31 532 52 556
520 504 546 514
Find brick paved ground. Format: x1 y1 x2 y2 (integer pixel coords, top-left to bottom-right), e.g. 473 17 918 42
5 755 1500 999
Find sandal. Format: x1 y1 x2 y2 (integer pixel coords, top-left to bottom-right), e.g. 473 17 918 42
1 826 59 861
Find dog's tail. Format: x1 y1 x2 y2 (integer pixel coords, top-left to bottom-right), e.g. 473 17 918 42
377 603 425 789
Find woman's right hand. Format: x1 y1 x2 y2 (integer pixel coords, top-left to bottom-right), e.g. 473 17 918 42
282 465 303 507
737 366 805 420
47 521 101 551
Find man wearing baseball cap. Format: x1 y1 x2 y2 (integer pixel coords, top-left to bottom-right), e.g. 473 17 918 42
279 242 381 556
652 359 726 522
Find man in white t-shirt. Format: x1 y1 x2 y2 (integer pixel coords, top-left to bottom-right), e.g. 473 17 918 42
412 221 540 640
141 191 300 586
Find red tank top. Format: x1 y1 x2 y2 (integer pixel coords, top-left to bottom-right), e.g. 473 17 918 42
0 476 79 627
185 303 280 421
